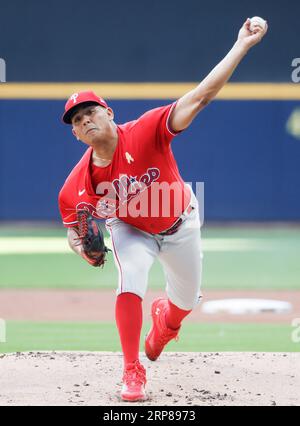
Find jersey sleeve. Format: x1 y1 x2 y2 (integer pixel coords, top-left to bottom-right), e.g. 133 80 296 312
58 190 79 228
135 102 181 151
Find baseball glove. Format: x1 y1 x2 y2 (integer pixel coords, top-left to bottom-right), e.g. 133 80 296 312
76 210 110 267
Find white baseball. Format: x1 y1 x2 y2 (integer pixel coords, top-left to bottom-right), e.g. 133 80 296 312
249 16 266 32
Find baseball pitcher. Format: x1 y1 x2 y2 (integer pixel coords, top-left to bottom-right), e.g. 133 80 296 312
59 19 268 401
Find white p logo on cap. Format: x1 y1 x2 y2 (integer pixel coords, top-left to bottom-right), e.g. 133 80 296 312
70 93 79 104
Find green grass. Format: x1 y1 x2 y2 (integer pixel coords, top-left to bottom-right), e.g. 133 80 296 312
0 253 165 289
1 226 298 355
204 250 300 289
0 227 66 237
0 226 300 290
0 253 119 289
0 321 299 354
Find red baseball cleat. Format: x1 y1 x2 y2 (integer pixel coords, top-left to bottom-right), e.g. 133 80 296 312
145 298 180 361
121 360 147 402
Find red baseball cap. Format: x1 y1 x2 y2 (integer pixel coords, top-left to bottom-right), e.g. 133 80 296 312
62 90 108 124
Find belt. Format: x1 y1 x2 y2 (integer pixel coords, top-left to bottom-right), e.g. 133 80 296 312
158 205 194 236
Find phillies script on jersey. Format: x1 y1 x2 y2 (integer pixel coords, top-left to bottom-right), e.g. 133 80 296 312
59 103 191 234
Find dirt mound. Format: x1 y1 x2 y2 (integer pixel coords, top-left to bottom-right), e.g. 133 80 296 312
0 352 299 406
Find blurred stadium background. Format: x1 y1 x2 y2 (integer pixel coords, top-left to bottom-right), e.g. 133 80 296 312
0 0 300 354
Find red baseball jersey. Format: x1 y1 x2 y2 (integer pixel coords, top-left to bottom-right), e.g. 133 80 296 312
59 102 191 234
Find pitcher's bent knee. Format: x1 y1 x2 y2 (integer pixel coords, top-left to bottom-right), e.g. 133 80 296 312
167 289 203 311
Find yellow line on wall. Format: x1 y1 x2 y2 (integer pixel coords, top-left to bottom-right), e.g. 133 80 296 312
1 83 300 100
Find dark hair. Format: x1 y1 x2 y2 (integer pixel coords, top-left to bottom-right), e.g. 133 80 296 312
68 101 100 123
